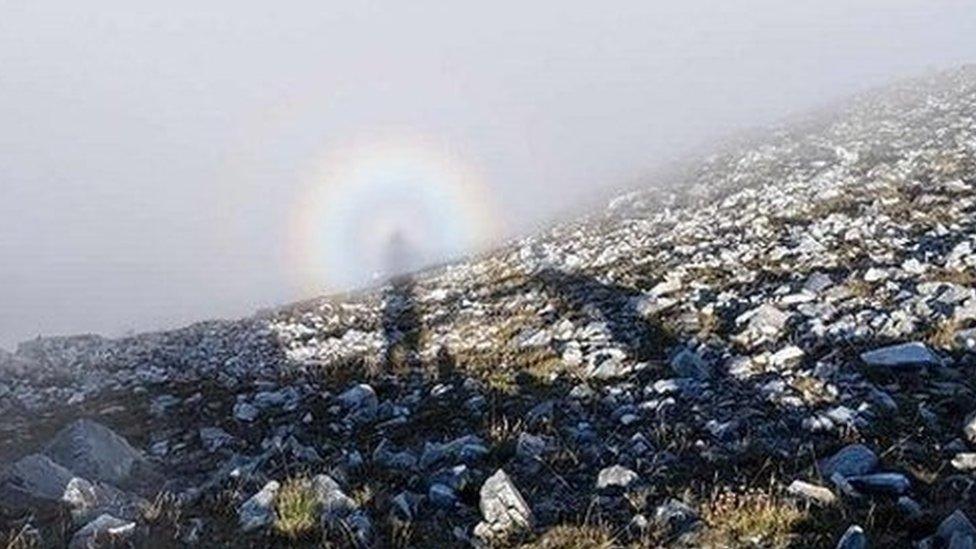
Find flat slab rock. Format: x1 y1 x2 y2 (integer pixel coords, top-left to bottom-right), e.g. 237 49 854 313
860 342 939 368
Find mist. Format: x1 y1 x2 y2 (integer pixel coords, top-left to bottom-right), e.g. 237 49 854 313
1 0 974 349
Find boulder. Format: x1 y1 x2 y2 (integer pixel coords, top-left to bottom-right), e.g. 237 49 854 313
44 419 144 486
474 469 533 540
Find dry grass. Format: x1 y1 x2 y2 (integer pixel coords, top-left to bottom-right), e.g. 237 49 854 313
386 517 415 549
700 487 806 548
141 491 183 526
927 317 962 350
789 375 836 406
351 484 374 508
486 412 526 447
2 526 38 549
844 278 875 300
274 477 320 540
526 523 617 549
925 267 976 287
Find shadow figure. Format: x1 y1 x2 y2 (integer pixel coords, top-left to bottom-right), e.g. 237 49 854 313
381 273 423 372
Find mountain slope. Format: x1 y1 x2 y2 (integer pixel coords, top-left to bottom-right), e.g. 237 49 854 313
3 66 976 547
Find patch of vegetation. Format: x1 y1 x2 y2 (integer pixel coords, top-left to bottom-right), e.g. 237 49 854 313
927 317 963 350
274 477 320 540
700 487 806 548
525 523 617 549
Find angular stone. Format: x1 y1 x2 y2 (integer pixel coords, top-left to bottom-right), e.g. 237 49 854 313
238 480 279 532
44 419 143 486
419 435 488 469
596 465 639 490
653 499 700 537
199 427 235 453
818 444 878 479
68 514 135 549
952 453 976 471
233 401 259 422
860 342 939 369
963 412 976 445
516 433 547 461
0 453 76 507
338 384 379 423
312 474 357 521
846 472 910 495
937 510 976 547
474 469 533 540
836 524 867 549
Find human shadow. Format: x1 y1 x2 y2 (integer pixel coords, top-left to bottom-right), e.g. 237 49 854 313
381 273 424 372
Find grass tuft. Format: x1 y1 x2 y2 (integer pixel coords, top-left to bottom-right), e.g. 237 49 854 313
274 477 320 540
527 523 617 549
701 487 805 548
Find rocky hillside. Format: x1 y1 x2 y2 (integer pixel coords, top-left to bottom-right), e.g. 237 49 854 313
3 66 976 548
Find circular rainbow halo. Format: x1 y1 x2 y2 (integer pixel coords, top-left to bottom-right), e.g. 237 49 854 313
291 138 498 294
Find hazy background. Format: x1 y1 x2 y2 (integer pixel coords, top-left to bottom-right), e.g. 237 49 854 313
2 1 975 349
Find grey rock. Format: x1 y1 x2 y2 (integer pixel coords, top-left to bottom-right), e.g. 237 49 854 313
233 401 259 422
199 427 235 453
818 444 879 479
149 394 181 417
390 491 423 521
596 465 639 490
787 480 836 505
253 387 300 411
338 384 379 423
860 342 939 369
952 453 976 471
937 510 976 547
373 439 417 471
44 419 144 486
803 272 834 295
846 472 910 495
653 499 700 537
238 480 279 532
312 474 357 521
428 483 457 509
588 348 633 380
69 514 135 549
0 453 76 508
669 348 711 380
835 524 867 549
963 411 976 445
516 433 547 461
897 496 922 519
473 469 533 540
419 435 488 469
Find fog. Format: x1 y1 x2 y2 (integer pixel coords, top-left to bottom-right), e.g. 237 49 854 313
1 1 974 349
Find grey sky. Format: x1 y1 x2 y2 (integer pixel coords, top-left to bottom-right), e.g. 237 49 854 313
2 1 975 349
